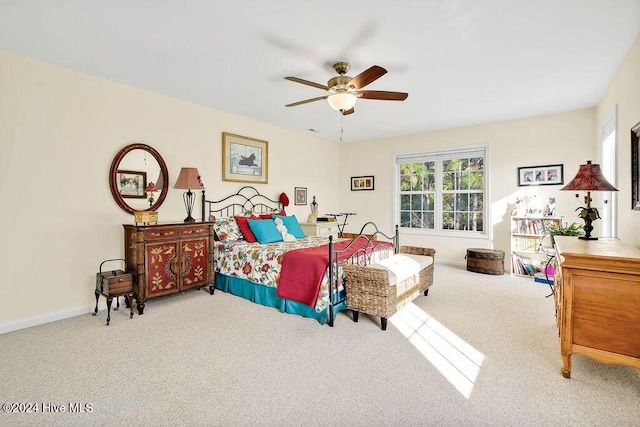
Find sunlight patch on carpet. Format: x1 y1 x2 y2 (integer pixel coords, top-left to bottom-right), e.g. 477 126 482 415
390 302 484 398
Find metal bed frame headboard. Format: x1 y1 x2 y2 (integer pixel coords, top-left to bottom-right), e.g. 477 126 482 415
201 186 284 220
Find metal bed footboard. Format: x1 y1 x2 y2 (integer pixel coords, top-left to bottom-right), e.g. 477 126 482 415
326 223 399 326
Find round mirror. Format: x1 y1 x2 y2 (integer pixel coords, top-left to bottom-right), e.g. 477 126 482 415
109 143 169 214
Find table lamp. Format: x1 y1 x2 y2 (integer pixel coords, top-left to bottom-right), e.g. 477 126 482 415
173 167 204 222
560 160 618 240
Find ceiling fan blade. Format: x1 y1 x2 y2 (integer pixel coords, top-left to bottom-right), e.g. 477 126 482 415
356 90 408 101
347 65 387 89
342 107 355 115
285 95 328 107
284 76 329 91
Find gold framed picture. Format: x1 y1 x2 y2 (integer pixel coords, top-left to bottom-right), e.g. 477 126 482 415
222 132 268 184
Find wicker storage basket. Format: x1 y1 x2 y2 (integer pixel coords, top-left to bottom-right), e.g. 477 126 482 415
466 248 505 275
342 246 435 330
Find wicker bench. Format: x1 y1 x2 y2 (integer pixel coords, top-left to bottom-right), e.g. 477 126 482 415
342 246 436 330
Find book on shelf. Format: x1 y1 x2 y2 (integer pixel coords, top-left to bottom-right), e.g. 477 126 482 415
511 216 563 235
512 254 545 276
534 272 554 285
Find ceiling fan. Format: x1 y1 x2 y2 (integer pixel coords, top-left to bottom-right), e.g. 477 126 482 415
284 62 408 115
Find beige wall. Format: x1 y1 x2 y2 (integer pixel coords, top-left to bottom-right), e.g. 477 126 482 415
0 51 339 332
339 110 596 264
596 34 640 247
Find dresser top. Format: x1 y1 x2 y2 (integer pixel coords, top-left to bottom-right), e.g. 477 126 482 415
555 236 640 272
123 221 213 228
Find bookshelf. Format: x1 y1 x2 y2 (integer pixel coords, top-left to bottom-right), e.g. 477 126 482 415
511 215 562 277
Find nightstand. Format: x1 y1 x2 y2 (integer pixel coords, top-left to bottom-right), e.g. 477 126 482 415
299 222 339 239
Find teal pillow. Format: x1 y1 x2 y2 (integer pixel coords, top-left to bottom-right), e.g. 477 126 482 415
247 219 283 244
276 214 306 239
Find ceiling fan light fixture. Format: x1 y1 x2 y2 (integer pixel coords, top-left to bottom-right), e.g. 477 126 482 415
327 92 357 112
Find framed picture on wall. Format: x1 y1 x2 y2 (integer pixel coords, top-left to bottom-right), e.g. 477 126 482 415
351 175 374 191
294 187 307 205
222 132 268 184
117 170 147 198
517 164 563 186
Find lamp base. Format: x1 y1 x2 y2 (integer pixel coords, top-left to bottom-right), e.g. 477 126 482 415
182 190 196 223
579 236 598 240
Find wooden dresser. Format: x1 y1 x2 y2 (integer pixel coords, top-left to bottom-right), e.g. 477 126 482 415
123 222 215 314
554 236 640 378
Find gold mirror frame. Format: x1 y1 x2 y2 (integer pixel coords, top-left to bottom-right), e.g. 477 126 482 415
109 143 169 214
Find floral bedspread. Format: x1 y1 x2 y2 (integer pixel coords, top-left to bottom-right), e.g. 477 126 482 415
214 236 395 312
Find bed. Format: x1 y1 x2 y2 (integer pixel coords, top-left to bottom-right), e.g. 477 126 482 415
201 186 398 326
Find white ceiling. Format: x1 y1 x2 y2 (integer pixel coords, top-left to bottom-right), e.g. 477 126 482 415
1 1 639 143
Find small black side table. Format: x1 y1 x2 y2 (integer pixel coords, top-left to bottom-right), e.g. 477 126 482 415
93 259 134 325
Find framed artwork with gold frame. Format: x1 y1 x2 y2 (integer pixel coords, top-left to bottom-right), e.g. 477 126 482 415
222 132 268 184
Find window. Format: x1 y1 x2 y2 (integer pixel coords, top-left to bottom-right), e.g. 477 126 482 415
600 105 617 238
394 146 487 236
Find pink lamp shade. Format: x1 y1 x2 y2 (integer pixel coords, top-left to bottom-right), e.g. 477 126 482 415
173 167 205 190
149 171 164 192
561 161 618 192
174 167 204 222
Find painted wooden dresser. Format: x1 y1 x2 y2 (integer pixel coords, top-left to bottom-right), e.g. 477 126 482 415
123 222 215 314
554 236 640 378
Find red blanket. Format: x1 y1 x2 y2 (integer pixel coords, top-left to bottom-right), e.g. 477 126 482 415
276 238 393 307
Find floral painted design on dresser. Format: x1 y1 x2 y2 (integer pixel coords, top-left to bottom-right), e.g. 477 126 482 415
146 242 179 297
181 239 207 286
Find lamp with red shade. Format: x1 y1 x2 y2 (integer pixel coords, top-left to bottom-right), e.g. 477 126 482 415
560 160 618 240
144 171 164 207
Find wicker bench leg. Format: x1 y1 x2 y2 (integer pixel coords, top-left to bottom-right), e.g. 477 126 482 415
381 317 388 331
424 288 429 296
352 310 359 323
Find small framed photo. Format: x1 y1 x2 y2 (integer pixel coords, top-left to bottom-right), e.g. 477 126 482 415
117 170 147 198
222 132 268 184
294 187 307 205
517 164 564 186
351 175 375 191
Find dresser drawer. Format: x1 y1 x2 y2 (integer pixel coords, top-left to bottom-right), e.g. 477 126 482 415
180 225 209 237
145 228 179 240
317 224 337 237
299 222 339 238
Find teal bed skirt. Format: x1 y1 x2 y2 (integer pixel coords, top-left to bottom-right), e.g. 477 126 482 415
215 273 347 325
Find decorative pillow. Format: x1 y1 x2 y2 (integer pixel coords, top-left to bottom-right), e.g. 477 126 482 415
276 215 306 239
213 217 243 241
247 219 283 244
259 211 286 219
234 215 262 243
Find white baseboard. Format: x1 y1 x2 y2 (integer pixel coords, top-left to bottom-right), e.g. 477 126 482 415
0 301 110 335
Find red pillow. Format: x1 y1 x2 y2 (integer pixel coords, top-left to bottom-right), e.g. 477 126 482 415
234 215 261 243
259 211 286 219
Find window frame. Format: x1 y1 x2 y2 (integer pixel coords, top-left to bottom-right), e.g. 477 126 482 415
600 105 617 237
393 145 489 238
